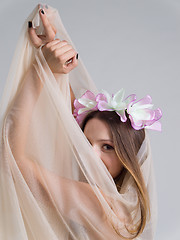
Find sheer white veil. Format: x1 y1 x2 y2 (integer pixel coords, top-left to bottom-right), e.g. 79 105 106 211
0 4 157 240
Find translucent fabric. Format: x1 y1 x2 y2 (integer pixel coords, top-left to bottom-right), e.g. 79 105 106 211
0 4 157 240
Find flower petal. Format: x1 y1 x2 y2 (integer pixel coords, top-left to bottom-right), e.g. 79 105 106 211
113 88 125 103
145 121 162 131
78 107 90 115
98 101 113 111
154 108 163 121
128 114 144 130
100 90 111 103
124 94 137 106
131 109 155 121
131 95 153 111
131 120 143 130
74 99 84 109
76 112 87 124
82 90 96 101
96 93 107 102
115 110 127 122
78 98 97 108
136 95 152 106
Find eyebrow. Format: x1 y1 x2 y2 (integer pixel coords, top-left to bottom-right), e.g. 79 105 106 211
96 139 114 143
86 138 113 144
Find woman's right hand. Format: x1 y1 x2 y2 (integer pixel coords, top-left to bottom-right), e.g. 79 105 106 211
28 7 78 74
41 39 78 74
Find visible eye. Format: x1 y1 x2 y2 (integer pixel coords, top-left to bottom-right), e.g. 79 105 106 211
102 144 114 151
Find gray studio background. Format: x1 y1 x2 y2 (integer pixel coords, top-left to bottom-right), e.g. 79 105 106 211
0 0 179 239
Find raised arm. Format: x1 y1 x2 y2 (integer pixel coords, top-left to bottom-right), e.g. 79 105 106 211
28 8 78 113
4 7 130 237
5 61 106 231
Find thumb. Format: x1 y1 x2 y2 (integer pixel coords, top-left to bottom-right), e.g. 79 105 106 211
28 21 43 48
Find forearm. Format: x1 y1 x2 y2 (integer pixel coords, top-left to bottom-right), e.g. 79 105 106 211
53 71 75 113
7 63 43 159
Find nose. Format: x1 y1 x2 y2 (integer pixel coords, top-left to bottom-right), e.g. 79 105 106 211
92 145 101 159
92 145 107 169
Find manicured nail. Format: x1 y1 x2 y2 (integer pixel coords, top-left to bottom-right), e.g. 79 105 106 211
39 4 43 9
28 21 32 28
41 9 45 14
45 5 48 9
76 53 79 59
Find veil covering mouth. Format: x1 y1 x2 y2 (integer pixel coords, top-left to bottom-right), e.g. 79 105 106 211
0 4 157 240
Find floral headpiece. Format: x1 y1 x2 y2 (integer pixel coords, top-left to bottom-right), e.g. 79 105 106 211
73 89 162 131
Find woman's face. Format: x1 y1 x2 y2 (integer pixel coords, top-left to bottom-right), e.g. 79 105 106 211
83 118 123 178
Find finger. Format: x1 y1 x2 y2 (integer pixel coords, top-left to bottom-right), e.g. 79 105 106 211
71 54 79 65
45 39 61 48
60 49 77 65
46 39 68 50
66 54 78 67
64 55 78 73
39 9 56 42
28 22 42 48
53 43 72 55
50 24 57 35
36 34 59 46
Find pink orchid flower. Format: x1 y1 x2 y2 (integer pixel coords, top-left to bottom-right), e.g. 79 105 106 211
73 90 104 124
127 95 162 131
97 89 136 122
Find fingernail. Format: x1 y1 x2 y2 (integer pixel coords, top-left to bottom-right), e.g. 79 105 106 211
39 4 43 9
28 21 32 28
45 5 48 9
41 9 45 14
76 53 79 60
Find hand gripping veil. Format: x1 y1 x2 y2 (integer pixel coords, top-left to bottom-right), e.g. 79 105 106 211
0 4 157 240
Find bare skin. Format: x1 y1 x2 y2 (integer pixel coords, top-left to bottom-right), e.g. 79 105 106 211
84 118 123 178
28 8 78 74
28 6 76 111
28 7 123 179
5 7 132 237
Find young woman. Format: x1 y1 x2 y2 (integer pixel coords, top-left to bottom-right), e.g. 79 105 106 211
0 4 160 239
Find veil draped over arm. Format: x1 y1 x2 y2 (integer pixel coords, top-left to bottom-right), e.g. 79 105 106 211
0 5 157 240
